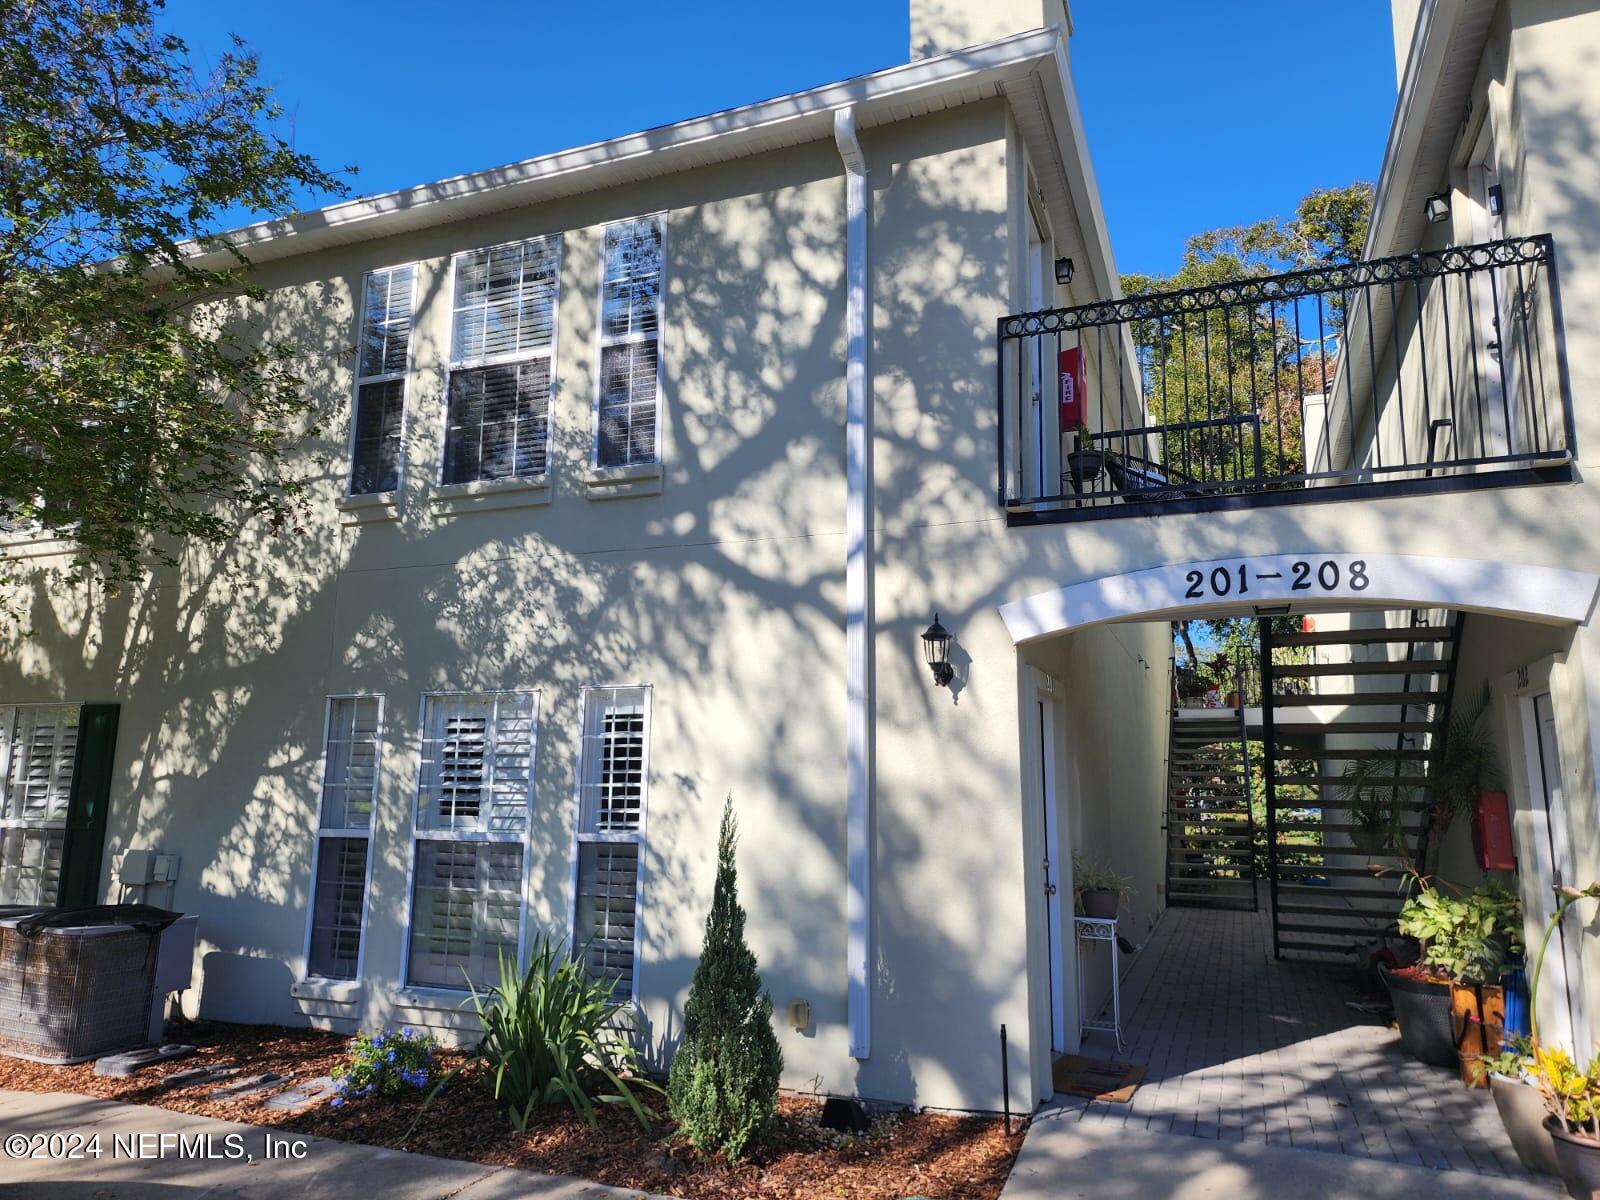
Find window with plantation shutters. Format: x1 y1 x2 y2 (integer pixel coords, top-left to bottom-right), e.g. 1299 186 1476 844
305 696 381 981
408 692 536 989
445 238 559 484
573 686 650 998
0 704 79 906
349 265 415 495
595 217 663 468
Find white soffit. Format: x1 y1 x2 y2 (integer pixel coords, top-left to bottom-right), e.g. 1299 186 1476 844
178 27 1097 278
1365 0 1497 259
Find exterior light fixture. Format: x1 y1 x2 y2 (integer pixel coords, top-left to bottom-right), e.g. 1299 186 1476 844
1487 183 1504 217
1425 192 1451 223
1054 257 1075 286
921 613 954 687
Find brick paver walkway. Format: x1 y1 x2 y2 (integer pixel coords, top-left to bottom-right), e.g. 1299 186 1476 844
1062 893 1548 1184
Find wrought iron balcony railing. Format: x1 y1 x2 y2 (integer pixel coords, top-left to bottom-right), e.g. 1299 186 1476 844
997 235 1576 523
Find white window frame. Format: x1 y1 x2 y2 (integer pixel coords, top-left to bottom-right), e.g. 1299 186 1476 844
567 684 652 1006
0 702 81 908
401 689 538 994
346 262 418 498
439 235 563 486
590 215 667 470
300 694 384 984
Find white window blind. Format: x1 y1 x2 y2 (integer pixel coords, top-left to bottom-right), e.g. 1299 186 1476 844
0 704 78 906
408 692 536 990
445 238 559 484
350 264 415 495
306 696 381 981
595 217 662 468
573 686 650 997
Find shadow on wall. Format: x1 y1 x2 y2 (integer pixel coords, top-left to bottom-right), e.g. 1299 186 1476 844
0 104 1038 1110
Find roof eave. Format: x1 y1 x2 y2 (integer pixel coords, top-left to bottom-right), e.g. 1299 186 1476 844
177 27 1069 274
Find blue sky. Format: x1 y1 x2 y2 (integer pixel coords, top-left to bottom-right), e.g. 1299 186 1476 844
163 0 1398 278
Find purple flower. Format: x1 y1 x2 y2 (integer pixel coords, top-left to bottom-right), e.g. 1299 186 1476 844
331 1096 345 1109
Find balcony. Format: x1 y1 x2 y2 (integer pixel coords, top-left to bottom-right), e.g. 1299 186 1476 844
997 236 1576 524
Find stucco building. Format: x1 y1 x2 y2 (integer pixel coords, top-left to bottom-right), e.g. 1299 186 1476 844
5 0 1600 1118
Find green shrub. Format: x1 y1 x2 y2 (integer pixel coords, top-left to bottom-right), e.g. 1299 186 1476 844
667 798 783 1161
331 1028 437 1107
415 933 660 1135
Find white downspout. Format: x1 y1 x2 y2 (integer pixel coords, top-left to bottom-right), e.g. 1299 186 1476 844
835 106 873 1062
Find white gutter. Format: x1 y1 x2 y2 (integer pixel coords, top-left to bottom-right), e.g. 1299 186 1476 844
169 27 1066 276
834 106 874 1062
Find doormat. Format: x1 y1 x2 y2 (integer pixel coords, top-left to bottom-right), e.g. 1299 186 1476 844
1051 1055 1145 1103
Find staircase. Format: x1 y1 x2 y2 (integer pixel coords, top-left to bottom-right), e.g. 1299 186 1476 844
1260 610 1466 960
1165 706 1257 911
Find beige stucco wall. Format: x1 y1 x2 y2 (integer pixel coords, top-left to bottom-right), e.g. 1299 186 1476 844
6 0 1600 1119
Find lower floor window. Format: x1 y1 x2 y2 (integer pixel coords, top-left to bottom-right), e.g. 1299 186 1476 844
0 703 80 907
307 837 370 979
408 839 522 989
0 826 65 907
576 841 639 991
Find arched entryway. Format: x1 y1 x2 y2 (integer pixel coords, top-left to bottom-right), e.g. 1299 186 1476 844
1004 552 1599 1176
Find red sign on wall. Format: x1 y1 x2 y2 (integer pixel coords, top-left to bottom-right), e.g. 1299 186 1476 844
1472 790 1517 871
1059 347 1085 432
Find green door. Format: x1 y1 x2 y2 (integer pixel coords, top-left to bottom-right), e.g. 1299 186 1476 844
57 703 120 908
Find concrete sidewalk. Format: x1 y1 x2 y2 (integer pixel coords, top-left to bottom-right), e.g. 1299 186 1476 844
0 1089 667 1198
1001 1107 1564 1200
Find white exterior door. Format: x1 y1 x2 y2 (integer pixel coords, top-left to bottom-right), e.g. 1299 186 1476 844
1523 690 1582 1047
1467 120 1518 459
1036 695 1067 1054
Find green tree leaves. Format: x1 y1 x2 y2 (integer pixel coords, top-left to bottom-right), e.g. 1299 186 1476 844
0 0 348 612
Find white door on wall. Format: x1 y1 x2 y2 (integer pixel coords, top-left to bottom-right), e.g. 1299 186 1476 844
1526 691 1583 1048
1467 120 1518 459
1037 696 1067 1055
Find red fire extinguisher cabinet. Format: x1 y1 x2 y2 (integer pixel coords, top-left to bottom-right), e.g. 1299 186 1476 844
1472 790 1516 871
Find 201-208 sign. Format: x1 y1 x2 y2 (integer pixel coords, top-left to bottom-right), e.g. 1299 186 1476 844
1178 558 1373 601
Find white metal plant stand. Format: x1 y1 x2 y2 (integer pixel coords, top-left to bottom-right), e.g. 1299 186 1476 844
1074 915 1123 1050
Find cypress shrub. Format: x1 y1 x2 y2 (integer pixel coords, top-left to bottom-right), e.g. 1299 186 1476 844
667 797 783 1160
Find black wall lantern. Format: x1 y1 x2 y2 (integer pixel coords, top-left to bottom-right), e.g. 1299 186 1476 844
921 613 954 687
1054 256 1075 286
1425 192 1451 223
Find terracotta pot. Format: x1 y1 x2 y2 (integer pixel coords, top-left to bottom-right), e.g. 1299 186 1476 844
1545 1115 1600 1199
1491 1074 1560 1177
1079 889 1118 920
1380 964 1456 1068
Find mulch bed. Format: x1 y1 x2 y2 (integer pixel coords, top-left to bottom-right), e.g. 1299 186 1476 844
0 1022 1021 1199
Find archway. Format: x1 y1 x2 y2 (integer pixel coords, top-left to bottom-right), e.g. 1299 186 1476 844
1000 552 1599 645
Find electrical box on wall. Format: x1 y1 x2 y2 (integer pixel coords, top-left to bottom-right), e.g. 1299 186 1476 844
152 854 180 884
117 849 154 886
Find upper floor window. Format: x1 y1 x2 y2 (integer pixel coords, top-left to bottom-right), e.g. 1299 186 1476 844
595 216 663 469
445 238 561 484
350 264 416 495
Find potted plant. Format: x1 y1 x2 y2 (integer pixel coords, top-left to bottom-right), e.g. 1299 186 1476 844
1445 882 1523 1087
1479 1037 1561 1177
1533 1045 1600 1198
1386 886 1461 1068
1073 857 1133 920
1522 882 1600 1198
1065 424 1103 491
